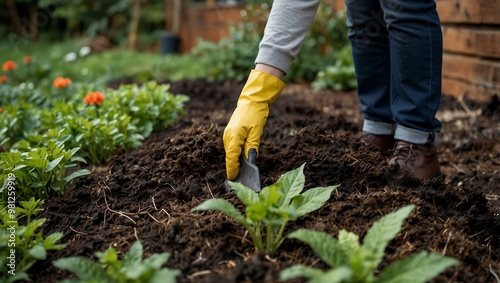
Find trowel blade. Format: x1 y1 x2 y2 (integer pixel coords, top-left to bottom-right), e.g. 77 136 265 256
224 149 261 192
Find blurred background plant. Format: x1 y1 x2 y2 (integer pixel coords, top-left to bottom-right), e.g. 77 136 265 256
0 0 355 90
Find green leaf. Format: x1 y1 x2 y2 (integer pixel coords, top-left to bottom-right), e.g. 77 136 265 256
45 155 64 172
291 185 337 216
44 232 66 250
191 199 247 224
96 247 119 268
28 244 47 260
124 263 148 279
53 257 110 280
20 218 45 238
142 253 170 269
64 169 91 183
279 264 325 281
70 156 87 164
230 181 259 206
278 163 306 207
287 229 342 267
123 241 143 268
338 229 360 261
363 205 415 267
259 184 281 206
279 265 352 283
4 271 30 283
375 251 459 283
23 158 48 169
149 268 181 283
246 202 268 222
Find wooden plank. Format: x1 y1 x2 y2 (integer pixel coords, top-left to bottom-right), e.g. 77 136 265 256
476 58 500 85
442 27 500 59
442 77 499 102
436 0 500 24
442 26 476 55
443 53 500 85
442 54 479 83
476 31 500 58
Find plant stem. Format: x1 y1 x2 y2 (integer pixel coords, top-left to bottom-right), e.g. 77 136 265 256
266 221 274 256
242 222 263 252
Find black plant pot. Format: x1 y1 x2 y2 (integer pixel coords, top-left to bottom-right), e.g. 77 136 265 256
160 32 180 55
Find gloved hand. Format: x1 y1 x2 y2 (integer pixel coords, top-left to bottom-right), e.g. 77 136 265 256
223 69 286 180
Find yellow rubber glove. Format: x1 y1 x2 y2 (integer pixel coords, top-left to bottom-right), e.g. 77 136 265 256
223 69 286 180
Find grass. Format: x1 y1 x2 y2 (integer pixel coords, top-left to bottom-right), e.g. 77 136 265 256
0 37 202 85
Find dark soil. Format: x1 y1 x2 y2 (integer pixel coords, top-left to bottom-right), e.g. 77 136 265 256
31 79 499 282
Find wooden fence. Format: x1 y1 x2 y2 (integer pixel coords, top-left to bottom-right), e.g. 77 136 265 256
437 0 500 102
175 0 500 101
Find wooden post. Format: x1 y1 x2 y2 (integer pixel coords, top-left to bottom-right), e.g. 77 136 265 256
172 0 181 34
165 0 172 32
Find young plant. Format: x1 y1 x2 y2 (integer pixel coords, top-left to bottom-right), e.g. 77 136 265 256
57 109 144 165
0 140 91 201
279 205 460 283
192 163 338 256
104 81 189 136
0 199 66 283
53 240 180 283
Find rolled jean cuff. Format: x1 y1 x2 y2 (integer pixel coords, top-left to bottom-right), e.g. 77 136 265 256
362 119 394 135
394 125 438 145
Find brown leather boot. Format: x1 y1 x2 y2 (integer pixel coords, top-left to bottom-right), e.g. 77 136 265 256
358 131 395 154
388 141 441 179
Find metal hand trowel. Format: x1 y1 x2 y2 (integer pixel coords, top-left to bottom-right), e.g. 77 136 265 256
224 148 261 192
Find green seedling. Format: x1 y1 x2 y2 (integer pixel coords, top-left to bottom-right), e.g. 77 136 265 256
279 205 460 283
0 199 66 283
192 163 338 256
53 240 180 283
0 140 90 201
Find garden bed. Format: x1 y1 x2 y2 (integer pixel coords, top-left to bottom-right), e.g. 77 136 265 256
32 79 499 282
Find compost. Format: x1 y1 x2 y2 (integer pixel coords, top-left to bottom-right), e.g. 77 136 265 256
32 79 500 282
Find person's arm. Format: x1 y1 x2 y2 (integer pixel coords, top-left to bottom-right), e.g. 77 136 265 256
256 0 321 74
223 0 320 180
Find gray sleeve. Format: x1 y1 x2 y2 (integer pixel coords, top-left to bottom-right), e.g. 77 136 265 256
255 0 321 74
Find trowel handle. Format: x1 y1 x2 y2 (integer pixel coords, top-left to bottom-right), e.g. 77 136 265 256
247 148 257 164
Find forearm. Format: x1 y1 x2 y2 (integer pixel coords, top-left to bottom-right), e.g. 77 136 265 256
255 63 285 79
255 0 321 74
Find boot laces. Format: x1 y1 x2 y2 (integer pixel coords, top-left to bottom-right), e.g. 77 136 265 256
393 143 417 165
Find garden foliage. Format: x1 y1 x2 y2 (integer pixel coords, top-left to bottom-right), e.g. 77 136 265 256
0 57 189 204
53 240 180 283
279 205 460 283
187 0 355 89
192 163 339 256
0 198 66 283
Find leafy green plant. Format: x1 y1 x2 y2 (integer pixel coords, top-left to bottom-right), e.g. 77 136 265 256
192 163 338 256
104 81 189 136
0 103 42 148
0 198 66 283
0 140 91 201
279 205 460 283
61 111 144 165
312 44 357 91
53 240 180 283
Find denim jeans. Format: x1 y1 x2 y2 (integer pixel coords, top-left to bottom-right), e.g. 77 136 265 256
345 0 442 145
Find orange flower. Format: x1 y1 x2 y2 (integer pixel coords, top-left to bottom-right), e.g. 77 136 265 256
83 91 105 105
0 108 3 112
23 56 32 64
53 77 72 89
2 60 17 72
0 75 6 84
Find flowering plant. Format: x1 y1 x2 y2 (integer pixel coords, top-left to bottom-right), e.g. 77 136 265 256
83 91 105 105
2 60 17 72
53 77 72 89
